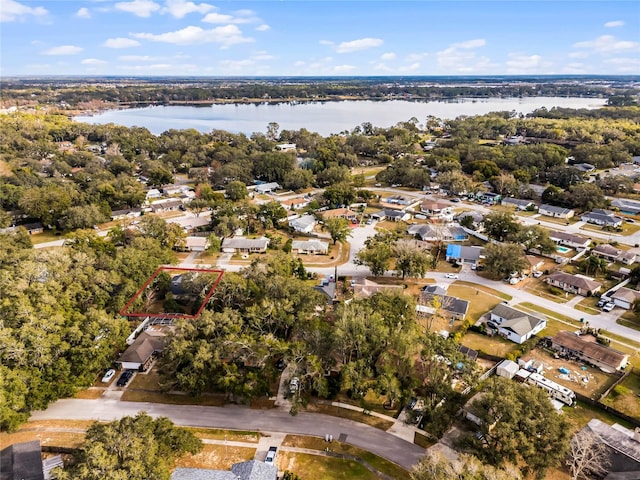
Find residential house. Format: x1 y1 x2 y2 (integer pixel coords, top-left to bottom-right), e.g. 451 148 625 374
291 239 329 255
407 224 468 242
380 194 419 210
574 163 595 173
163 185 184 196
321 208 359 222
550 331 629 372
445 244 483 266
22 222 44 235
353 278 404 299
111 207 142 221
371 209 411 222
501 198 535 211
0 440 49 480
254 182 280 194
539 204 575 219
420 200 454 222
280 197 309 210
181 236 210 252
172 460 278 480
146 188 162 200
610 287 640 310
581 209 623 228
221 237 270 254
477 192 502 205
546 271 602 296
117 330 167 371
288 214 317 233
314 277 337 304
618 250 637 265
488 304 547 344
580 419 640 479
417 285 470 320
592 244 622 262
454 211 484 231
526 255 545 273
549 231 591 250
275 143 296 152
150 199 183 213
612 198 640 215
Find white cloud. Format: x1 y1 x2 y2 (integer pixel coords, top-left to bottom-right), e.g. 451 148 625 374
436 39 490 72
0 0 47 22
115 0 160 17
373 63 392 72
75 7 91 19
118 55 158 61
604 57 640 73
118 63 198 72
332 65 357 73
604 20 624 28
399 62 420 72
335 37 383 54
568 51 589 59
42 45 83 55
81 58 107 65
294 60 305 67
573 35 638 53
251 51 275 61
162 0 213 18
104 37 141 48
406 52 429 62
202 10 257 24
256 24 270 32
506 53 552 74
380 52 396 61
132 25 253 47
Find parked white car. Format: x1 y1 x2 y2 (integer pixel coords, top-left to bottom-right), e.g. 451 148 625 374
445 273 459 279
602 302 615 312
101 369 116 383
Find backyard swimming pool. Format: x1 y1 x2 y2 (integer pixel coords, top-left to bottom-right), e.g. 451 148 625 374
557 246 572 254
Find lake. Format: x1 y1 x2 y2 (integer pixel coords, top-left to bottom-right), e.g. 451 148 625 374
75 97 607 137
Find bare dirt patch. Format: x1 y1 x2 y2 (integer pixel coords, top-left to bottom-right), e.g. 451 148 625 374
523 348 618 399
175 444 256 469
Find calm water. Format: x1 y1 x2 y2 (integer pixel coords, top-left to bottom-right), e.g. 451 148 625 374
75 97 607 137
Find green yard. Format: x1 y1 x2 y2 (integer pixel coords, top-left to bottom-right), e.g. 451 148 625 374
447 284 503 322
600 371 640 419
461 331 519 358
277 452 378 480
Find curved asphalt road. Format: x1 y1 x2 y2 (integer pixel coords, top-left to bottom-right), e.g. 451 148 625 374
30 398 426 469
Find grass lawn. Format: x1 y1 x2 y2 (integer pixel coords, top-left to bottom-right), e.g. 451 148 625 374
600 371 640 419
618 310 640 332
186 427 259 443
121 389 227 406
281 435 409 479
305 404 394 431
333 389 398 417
29 230 65 244
297 240 350 267
74 387 106 399
452 280 512 301
447 284 503 322
176 444 256 470
0 420 94 449
277 452 378 480
563 400 635 433
414 432 435 449
522 279 570 304
461 331 519 358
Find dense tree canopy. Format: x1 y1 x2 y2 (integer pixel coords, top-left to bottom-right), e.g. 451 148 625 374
56 413 202 480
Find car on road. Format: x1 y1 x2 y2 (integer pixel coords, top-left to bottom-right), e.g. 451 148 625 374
602 302 615 312
265 446 277 464
289 377 300 394
116 370 134 387
450 198 461 203
101 369 116 383
444 273 459 279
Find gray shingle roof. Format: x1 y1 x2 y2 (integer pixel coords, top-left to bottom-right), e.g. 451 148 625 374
231 461 278 480
171 468 237 480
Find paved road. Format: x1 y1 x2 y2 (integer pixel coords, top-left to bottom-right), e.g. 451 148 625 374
30 398 426 469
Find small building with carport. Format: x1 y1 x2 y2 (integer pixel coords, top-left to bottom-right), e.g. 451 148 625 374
221 236 270 254
445 244 483 266
539 204 575 219
291 239 329 255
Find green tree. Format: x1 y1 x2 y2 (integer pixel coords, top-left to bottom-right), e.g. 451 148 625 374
464 377 570 478
483 210 521 242
323 217 352 245
57 413 202 480
393 241 432 279
483 242 528 279
225 180 248 201
356 242 392 276
513 225 556 254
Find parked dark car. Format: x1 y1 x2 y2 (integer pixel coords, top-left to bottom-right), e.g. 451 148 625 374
116 370 134 387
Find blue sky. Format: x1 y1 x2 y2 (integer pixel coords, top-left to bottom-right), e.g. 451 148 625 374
1 0 638 76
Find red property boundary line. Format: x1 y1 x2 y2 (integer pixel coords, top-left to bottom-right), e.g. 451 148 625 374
119 266 224 319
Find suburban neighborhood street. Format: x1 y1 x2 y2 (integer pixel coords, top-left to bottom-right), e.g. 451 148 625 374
30 398 426 469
